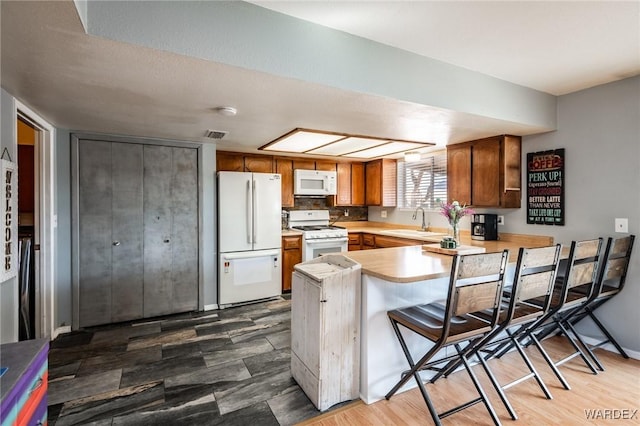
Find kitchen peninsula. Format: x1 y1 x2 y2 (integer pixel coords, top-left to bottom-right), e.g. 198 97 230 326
316 231 552 405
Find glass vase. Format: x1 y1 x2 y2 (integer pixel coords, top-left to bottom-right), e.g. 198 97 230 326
450 223 460 247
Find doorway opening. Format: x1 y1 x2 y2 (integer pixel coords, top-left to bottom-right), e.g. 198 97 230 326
17 117 37 340
15 100 55 340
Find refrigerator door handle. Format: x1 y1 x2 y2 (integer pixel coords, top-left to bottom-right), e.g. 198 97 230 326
253 179 258 244
222 249 280 260
246 179 252 244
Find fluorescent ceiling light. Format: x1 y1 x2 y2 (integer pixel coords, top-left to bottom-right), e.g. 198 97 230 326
260 128 435 158
344 141 428 158
308 137 386 155
404 151 422 162
262 129 344 152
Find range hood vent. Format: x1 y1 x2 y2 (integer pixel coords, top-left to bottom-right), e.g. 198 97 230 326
205 129 228 140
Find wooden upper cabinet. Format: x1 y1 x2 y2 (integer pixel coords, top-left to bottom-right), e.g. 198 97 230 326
446 135 521 208
315 160 337 171
365 159 396 207
333 162 365 206
503 136 521 190
293 159 315 170
447 145 472 206
472 138 501 206
217 151 273 173
244 155 274 173
351 163 365 205
276 158 294 208
336 162 352 205
217 151 244 172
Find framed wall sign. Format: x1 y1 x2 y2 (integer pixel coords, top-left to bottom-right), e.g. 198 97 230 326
527 148 565 225
0 159 18 281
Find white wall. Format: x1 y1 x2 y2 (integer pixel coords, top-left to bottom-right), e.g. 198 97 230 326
201 143 217 308
371 76 640 352
517 76 640 352
0 88 18 343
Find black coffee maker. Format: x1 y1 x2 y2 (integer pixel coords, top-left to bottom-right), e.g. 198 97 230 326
471 214 498 241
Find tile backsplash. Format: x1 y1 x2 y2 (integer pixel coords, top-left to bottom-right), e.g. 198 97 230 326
282 197 368 228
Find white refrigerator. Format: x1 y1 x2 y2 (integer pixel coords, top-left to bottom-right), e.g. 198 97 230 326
217 171 282 306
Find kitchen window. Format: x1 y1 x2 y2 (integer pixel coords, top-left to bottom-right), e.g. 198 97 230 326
397 151 447 209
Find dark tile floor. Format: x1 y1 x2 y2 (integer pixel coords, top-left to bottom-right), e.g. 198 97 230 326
48 297 327 425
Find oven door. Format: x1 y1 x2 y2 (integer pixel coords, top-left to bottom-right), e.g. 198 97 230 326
302 236 348 261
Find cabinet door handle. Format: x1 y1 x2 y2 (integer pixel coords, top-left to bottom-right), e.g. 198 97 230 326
112 241 121 246
164 239 170 243
320 299 327 303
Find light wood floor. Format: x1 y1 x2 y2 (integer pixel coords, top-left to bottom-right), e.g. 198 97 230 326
298 336 640 425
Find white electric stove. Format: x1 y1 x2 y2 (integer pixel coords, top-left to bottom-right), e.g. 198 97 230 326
288 210 348 261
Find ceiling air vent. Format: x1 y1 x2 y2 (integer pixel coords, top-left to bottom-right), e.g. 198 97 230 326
205 129 228 140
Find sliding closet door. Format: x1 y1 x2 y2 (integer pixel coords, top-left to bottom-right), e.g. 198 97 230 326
143 146 198 317
78 142 113 327
111 143 144 322
170 147 199 312
79 142 145 327
77 140 198 327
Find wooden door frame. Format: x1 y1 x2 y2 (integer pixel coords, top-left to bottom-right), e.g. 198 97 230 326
71 133 202 330
15 100 55 340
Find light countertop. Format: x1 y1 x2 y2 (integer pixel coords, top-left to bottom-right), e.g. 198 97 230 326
343 239 555 283
338 221 553 246
344 246 452 283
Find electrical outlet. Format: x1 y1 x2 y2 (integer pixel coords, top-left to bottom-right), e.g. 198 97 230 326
615 218 628 233
344 209 349 217
497 215 504 225
381 210 387 218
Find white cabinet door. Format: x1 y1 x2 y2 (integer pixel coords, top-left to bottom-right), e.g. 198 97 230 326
291 272 323 375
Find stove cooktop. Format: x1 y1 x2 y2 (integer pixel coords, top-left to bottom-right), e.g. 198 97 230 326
292 225 345 231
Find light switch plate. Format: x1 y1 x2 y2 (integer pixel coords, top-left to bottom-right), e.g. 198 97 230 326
381 210 387 218
615 218 628 233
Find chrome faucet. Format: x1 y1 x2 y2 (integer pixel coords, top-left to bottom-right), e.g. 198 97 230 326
412 207 429 231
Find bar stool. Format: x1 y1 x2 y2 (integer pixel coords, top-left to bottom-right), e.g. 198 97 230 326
432 245 562 420
517 238 603 388
385 250 509 426
562 235 635 369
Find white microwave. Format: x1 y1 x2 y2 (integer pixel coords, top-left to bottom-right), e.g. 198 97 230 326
294 169 337 196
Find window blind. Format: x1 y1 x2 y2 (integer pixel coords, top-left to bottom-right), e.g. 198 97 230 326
397 151 447 209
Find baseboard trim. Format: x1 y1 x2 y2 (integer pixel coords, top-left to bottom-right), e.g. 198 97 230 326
52 325 71 340
578 333 640 360
204 304 219 311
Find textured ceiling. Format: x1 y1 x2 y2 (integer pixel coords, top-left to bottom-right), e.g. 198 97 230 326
1 1 638 158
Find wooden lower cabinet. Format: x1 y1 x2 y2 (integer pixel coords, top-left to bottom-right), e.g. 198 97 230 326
361 233 375 249
282 235 302 292
348 233 362 251
359 233 424 249
372 235 423 248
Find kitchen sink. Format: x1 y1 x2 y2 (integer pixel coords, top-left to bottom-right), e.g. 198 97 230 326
378 229 447 239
